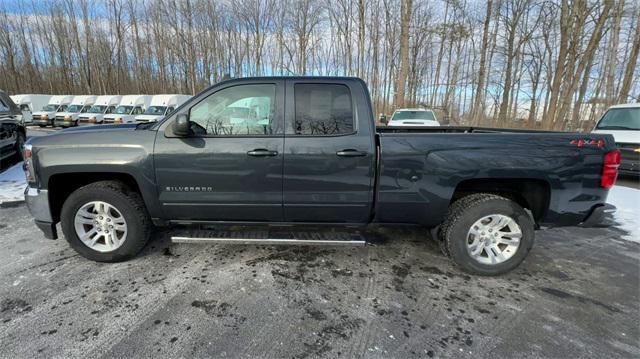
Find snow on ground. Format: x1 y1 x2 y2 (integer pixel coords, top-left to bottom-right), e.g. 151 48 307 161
607 184 640 242
0 162 26 204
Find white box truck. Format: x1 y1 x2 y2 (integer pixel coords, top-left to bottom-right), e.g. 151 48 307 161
32 95 73 127
78 95 122 124
9 94 51 124
104 95 151 124
53 95 98 127
134 94 191 123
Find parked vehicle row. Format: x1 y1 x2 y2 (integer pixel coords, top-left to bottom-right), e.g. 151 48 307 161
9 93 191 128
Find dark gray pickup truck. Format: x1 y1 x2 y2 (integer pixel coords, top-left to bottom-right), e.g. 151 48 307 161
24 77 620 275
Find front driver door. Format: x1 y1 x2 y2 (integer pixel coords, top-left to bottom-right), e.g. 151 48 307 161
154 80 285 222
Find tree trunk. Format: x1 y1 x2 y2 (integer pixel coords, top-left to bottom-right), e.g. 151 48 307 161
393 0 412 108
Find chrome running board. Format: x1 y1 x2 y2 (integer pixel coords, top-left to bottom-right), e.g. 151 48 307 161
171 236 366 246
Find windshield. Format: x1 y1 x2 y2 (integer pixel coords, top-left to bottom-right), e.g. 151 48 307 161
391 110 436 122
596 108 640 131
66 104 83 113
115 105 133 114
42 104 58 111
144 106 167 115
88 105 106 113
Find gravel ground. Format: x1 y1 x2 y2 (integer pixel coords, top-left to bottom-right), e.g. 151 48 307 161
0 203 638 358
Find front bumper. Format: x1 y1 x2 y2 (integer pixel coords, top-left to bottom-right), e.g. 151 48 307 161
31 118 51 126
53 118 77 127
619 155 639 175
25 187 58 239
581 203 616 227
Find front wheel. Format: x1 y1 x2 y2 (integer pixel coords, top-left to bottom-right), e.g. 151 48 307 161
439 193 534 276
60 181 152 262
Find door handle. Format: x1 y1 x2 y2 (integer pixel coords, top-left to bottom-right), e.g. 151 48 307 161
336 149 368 157
247 148 278 157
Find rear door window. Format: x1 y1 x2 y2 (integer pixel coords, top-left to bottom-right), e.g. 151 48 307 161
293 84 354 135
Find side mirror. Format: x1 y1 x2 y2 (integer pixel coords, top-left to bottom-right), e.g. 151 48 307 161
173 113 190 136
379 114 388 125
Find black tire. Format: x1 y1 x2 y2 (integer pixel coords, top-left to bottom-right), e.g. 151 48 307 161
38 124 46 128
440 193 534 276
60 180 152 262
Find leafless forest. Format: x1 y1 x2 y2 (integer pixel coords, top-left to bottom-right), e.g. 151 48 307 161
1 0 639 130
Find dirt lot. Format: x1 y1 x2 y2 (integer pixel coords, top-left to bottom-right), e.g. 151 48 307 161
0 202 638 358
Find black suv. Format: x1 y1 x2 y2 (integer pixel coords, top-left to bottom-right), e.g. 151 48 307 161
0 90 26 170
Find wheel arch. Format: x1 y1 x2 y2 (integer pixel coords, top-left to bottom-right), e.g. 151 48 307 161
47 172 148 223
451 178 550 225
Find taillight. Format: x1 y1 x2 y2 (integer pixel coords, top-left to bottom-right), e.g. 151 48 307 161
600 150 620 188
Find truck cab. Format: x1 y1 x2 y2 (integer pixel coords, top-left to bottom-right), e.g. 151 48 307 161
388 108 440 127
9 94 51 124
592 103 639 175
104 95 151 124
32 95 73 127
78 95 121 124
135 94 191 123
53 95 98 127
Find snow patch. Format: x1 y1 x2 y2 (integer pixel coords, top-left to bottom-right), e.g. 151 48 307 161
0 162 26 204
607 184 640 243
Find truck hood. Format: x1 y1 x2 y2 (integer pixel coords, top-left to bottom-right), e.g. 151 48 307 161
55 112 79 117
135 114 163 122
60 123 138 133
388 120 440 127
79 113 106 119
592 129 639 144
33 111 56 117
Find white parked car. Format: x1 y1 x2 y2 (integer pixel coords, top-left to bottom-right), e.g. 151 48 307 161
592 102 639 175
9 94 51 124
388 108 440 127
53 95 97 127
104 95 152 124
134 94 191 123
78 95 122 124
31 95 73 127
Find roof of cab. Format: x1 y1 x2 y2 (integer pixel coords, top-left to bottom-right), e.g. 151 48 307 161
608 102 640 109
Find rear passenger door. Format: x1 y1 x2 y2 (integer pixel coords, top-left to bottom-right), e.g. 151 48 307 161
282 80 376 223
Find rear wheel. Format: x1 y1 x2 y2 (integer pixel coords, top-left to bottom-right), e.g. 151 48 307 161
60 181 151 262
439 193 534 276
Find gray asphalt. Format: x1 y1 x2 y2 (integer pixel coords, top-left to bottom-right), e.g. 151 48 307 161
1 202 638 358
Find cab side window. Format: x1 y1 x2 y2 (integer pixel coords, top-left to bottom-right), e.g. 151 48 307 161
133 107 144 115
106 106 115 114
293 84 354 135
189 84 277 136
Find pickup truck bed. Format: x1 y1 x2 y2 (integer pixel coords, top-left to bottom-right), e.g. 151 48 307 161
375 127 610 227
23 77 620 275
